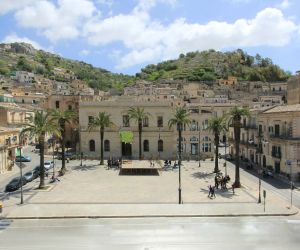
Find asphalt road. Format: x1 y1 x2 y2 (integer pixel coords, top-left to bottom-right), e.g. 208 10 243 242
225 159 300 208
0 217 299 250
0 146 59 193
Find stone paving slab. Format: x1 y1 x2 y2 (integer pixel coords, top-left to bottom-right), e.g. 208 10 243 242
1 159 298 219
3 203 298 219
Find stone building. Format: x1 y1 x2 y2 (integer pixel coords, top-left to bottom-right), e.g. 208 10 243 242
79 96 177 160
43 95 79 148
0 103 33 127
287 71 300 105
0 127 20 173
229 104 300 181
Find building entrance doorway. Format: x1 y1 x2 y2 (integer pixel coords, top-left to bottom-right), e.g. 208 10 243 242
122 142 132 159
275 161 280 174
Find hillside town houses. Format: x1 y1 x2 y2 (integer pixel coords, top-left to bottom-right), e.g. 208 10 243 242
0 67 299 182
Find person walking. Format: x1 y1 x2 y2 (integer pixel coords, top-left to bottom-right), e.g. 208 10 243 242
208 185 212 198
215 175 219 189
211 186 216 198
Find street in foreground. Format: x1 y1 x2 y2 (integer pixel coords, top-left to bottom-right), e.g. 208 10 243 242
0 217 300 250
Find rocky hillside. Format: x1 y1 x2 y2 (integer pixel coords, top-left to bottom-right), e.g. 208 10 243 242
0 43 135 91
136 49 290 83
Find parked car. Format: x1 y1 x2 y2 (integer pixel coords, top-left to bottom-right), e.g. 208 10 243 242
15 155 31 162
224 154 234 161
23 170 35 182
33 165 48 177
44 161 54 170
5 177 27 192
263 170 274 178
57 152 76 160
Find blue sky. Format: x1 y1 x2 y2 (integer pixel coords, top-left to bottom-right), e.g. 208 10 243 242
0 0 300 75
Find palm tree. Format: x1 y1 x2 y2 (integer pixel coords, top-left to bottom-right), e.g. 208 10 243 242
128 107 150 160
168 107 191 204
227 107 250 188
207 116 227 173
88 112 114 165
21 111 60 188
51 109 78 174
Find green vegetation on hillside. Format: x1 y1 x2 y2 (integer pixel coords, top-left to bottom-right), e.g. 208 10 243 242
0 43 135 91
136 49 290 82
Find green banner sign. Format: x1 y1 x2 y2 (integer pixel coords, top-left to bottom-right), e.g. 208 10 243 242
119 131 134 144
15 147 22 157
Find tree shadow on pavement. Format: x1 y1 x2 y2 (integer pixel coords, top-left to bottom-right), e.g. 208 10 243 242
72 164 98 171
191 171 214 180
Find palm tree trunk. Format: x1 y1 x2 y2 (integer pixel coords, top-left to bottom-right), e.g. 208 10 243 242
138 120 142 160
100 126 104 165
214 133 219 173
178 123 182 204
60 121 66 174
39 134 45 189
234 120 241 187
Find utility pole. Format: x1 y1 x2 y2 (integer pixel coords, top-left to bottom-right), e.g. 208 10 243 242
18 145 23 205
257 132 263 204
198 125 201 167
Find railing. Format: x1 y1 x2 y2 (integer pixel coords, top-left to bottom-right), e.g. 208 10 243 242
269 134 299 140
244 124 257 130
271 151 281 159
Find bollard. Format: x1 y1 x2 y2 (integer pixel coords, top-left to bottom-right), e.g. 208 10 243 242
67 158 70 163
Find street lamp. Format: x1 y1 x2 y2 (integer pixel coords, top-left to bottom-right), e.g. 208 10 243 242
80 152 83 167
224 135 227 176
17 145 24 205
51 138 56 180
287 160 294 209
257 132 263 204
198 125 201 167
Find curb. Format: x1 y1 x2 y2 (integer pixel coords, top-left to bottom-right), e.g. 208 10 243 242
2 210 298 220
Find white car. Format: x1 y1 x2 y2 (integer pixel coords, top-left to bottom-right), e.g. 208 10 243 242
44 161 54 170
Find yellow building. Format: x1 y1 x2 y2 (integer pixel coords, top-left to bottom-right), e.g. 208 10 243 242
230 104 300 181
0 103 33 127
0 127 20 173
79 96 177 160
287 71 300 105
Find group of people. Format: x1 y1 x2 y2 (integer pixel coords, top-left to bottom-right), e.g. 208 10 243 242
214 174 231 190
107 158 122 169
208 173 234 198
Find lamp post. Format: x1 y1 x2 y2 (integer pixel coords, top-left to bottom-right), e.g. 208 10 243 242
224 135 227 176
288 160 293 208
257 132 263 204
18 145 24 205
158 127 161 159
178 123 182 204
198 125 201 167
51 138 55 180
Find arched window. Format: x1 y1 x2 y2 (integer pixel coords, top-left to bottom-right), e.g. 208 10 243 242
143 140 149 152
104 140 110 152
158 139 163 152
89 140 95 152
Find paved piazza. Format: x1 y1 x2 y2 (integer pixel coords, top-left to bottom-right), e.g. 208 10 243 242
20 158 257 204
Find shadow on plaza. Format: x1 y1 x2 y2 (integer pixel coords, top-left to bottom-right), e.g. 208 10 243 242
191 171 214 180
72 164 99 171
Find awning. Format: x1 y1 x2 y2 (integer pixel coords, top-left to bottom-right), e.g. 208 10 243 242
119 131 134 144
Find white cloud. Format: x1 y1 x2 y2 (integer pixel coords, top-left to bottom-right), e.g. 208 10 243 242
278 0 291 9
2 33 46 50
14 0 97 42
84 7 298 68
0 0 38 15
79 49 90 56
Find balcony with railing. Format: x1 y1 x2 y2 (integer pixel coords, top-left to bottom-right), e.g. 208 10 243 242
269 132 299 141
271 150 281 159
